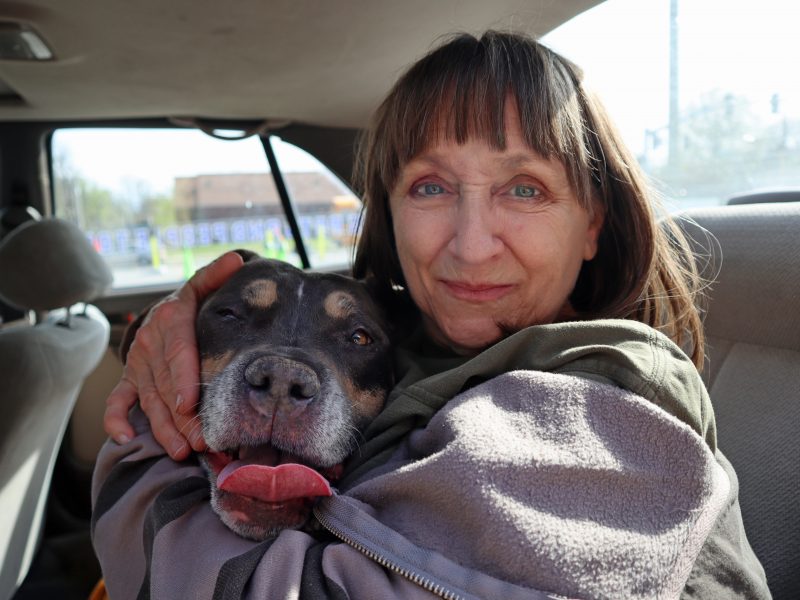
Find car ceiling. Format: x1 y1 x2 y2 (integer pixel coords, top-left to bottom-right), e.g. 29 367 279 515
0 0 601 127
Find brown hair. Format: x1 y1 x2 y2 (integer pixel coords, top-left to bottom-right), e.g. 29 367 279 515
352 31 706 369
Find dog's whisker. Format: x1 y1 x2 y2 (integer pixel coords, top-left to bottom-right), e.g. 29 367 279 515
341 423 365 454
178 412 205 438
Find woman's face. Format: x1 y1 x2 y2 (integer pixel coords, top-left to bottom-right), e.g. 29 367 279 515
389 106 604 355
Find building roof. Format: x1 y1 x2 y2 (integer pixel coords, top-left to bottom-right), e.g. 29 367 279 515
174 171 357 210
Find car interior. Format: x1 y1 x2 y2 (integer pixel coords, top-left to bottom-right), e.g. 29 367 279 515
0 1 797 599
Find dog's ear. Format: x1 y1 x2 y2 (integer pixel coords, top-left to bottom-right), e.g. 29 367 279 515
359 276 415 344
118 298 160 363
233 249 262 263
360 276 386 308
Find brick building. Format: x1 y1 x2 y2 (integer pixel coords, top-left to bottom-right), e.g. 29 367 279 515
174 171 357 221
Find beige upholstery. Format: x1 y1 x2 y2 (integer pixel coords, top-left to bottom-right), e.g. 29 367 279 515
0 219 111 600
0 218 112 312
679 202 800 599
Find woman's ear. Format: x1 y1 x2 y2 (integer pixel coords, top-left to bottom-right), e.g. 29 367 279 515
583 202 605 261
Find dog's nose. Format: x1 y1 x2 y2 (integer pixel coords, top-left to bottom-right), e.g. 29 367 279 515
244 355 320 407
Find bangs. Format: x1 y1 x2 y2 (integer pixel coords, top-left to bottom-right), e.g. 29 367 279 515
374 32 594 203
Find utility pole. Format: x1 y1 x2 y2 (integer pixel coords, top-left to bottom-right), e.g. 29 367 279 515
668 0 680 168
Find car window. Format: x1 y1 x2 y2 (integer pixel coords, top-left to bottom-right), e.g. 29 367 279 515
51 129 361 291
542 0 800 211
269 136 361 270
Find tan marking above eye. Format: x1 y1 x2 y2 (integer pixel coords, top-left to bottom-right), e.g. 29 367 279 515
200 351 234 384
324 290 357 320
242 279 278 310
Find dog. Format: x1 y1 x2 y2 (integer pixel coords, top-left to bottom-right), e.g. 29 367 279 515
194 253 393 540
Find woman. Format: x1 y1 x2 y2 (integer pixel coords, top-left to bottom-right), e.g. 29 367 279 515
95 32 770 599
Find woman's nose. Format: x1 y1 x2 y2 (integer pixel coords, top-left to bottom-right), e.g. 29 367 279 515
448 195 503 264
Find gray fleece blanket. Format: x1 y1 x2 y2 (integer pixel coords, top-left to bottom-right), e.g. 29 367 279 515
92 367 731 599
314 369 730 599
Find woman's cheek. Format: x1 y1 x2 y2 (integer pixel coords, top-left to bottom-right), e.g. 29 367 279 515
393 203 437 263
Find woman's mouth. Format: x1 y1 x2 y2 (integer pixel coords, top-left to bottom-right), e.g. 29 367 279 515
441 280 514 302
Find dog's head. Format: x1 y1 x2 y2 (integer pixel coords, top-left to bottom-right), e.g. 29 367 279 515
195 254 393 540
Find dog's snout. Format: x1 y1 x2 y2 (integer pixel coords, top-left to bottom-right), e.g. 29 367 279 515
244 355 320 408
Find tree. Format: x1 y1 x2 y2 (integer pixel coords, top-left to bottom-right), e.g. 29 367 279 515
52 148 133 230
78 181 131 230
649 91 800 201
138 193 177 228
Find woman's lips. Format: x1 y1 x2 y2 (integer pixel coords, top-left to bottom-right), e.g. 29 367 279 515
441 280 514 302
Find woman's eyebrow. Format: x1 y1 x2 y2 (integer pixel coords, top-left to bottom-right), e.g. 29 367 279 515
404 154 445 169
499 153 552 171
403 151 560 179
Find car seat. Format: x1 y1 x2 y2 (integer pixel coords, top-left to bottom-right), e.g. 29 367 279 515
680 200 800 599
0 203 42 325
0 218 112 600
727 190 800 206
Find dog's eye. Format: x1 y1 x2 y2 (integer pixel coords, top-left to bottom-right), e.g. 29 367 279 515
350 328 372 346
216 307 240 320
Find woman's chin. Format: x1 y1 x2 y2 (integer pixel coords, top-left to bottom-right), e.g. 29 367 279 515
430 320 506 356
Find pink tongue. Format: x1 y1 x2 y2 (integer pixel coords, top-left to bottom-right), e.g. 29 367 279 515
217 462 332 503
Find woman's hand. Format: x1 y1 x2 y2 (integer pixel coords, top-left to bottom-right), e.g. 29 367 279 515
103 251 245 460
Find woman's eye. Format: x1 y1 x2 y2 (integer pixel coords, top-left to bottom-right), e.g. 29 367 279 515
350 328 373 346
413 182 446 196
511 184 540 198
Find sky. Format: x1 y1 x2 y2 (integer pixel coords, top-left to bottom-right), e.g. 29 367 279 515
55 0 800 198
542 0 800 154
53 131 320 197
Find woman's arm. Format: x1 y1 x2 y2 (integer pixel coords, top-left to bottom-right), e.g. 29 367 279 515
102 251 244 460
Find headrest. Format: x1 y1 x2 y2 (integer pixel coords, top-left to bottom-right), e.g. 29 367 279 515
678 202 800 352
0 218 113 311
727 190 800 206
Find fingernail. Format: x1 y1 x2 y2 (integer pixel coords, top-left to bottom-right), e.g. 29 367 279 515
116 433 131 445
171 438 188 457
175 393 184 411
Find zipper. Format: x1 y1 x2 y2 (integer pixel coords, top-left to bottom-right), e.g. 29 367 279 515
313 506 463 600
